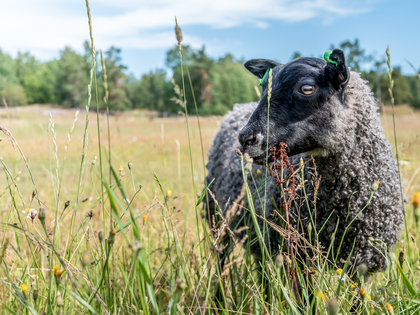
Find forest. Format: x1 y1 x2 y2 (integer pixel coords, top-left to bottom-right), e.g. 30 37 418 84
1 39 419 114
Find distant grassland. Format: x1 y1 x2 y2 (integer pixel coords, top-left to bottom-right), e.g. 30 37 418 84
0 105 219 225
1 104 418 215
0 104 419 313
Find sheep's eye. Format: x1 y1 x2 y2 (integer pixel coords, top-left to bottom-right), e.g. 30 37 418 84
301 85 315 95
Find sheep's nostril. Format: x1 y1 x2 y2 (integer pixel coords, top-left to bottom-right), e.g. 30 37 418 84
239 129 259 148
246 136 257 146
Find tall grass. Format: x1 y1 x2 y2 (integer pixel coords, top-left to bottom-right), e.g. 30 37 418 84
0 2 419 315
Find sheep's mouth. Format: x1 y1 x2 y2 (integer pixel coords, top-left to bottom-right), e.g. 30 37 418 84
239 147 274 165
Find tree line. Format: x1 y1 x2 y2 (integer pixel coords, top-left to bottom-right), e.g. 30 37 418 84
0 39 419 115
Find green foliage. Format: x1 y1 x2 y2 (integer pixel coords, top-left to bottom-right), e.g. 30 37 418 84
2 83 27 106
0 38 419 112
129 69 172 111
53 47 90 108
291 51 302 60
102 46 132 111
166 46 259 115
204 54 259 115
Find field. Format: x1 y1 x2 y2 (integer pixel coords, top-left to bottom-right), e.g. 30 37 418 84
0 102 419 314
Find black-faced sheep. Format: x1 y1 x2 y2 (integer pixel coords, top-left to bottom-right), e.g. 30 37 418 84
204 49 404 301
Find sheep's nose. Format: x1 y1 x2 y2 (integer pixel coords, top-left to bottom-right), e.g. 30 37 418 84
238 130 258 148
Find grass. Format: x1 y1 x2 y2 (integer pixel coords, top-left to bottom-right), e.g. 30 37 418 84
0 102 419 314
0 4 420 314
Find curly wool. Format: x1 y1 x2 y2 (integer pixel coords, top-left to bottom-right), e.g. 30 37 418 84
205 72 404 271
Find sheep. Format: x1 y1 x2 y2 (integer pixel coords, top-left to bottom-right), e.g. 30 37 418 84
204 49 404 305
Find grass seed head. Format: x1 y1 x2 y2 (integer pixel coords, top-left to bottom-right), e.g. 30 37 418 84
357 263 368 277
56 290 64 307
38 207 46 222
128 239 143 254
275 254 284 268
175 20 183 44
128 162 132 170
176 278 187 291
33 289 39 302
308 222 312 235
371 181 381 192
81 252 90 268
399 249 405 264
108 229 116 246
327 298 338 315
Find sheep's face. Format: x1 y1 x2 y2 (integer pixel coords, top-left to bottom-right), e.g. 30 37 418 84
238 49 350 164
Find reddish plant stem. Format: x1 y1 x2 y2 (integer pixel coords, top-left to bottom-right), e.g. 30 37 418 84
265 142 301 306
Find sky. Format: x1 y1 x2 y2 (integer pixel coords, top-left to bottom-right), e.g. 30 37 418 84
0 0 419 78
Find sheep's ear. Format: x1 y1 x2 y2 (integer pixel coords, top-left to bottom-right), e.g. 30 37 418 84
324 49 350 89
244 59 281 79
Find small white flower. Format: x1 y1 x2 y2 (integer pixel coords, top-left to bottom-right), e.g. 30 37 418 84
23 208 37 221
333 273 347 283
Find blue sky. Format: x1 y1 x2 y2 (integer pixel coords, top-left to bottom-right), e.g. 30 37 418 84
0 0 419 78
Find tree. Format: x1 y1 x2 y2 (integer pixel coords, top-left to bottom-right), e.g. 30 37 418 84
129 69 173 111
13 52 55 104
101 46 132 111
54 47 90 107
166 45 215 113
291 52 302 60
0 49 26 106
205 54 259 115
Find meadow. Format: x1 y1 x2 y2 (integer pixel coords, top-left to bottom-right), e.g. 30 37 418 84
0 3 420 313
0 100 419 314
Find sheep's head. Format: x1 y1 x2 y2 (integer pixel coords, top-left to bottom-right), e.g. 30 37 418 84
238 49 350 164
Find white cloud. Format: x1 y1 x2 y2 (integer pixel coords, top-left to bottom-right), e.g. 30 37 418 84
0 0 375 60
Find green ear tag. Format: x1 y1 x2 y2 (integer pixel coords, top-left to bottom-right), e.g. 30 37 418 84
258 68 270 86
324 50 338 67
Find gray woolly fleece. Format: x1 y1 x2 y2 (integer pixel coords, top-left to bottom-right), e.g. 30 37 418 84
205 71 404 272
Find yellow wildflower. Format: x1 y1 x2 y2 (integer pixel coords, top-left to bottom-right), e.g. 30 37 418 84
118 165 123 172
336 268 343 276
143 215 147 223
360 287 366 300
21 284 28 297
413 192 420 209
256 169 262 179
53 266 65 285
351 282 358 289
53 266 65 277
316 291 328 301
166 189 172 198
386 302 394 314
368 294 371 300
